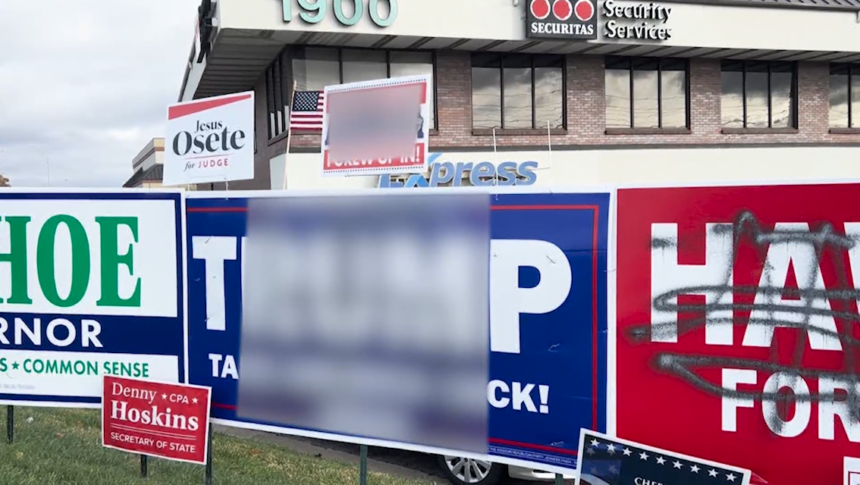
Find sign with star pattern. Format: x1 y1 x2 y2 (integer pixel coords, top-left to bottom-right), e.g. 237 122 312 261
575 430 751 485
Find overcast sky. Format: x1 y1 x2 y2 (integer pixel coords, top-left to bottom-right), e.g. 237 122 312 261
0 0 198 187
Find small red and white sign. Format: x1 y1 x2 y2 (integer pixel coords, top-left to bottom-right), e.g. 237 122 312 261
321 74 430 177
163 91 254 186
102 376 211 465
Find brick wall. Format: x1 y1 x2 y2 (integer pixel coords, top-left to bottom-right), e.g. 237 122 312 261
253 51 860 180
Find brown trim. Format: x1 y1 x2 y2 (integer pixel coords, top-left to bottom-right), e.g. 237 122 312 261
661 47 702 57
640 46 675 57
605 128 692 135
721 127 799 135
575 44 608 55
823 52 860 63
723 49 759 60
607 45 644 56
371 35 397 49
648 0 860 12
132 145 165 169
800 51 843 61
472 128 568 136
446 38 471 50
267 130 289 147
478 40 507 52
289 141 860 154
429 129 440 136
829 128 860 135
698 48 733 59
511 41 543 53
406 37 434 49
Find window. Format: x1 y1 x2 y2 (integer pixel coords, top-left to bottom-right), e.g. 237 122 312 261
292 47 340 91
265 54 292 139
830 63 860 128
470 54 565 130
604 57 688 129
721 61 797 129
342 49 387 83
290 47 436 129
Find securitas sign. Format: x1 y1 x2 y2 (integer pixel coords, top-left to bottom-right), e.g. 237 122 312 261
378 154 538 188
526 0 597 40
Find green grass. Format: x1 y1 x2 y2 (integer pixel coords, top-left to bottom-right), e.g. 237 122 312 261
0 406 429 485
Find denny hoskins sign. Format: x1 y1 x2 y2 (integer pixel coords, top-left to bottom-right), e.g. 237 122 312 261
0 190 186 407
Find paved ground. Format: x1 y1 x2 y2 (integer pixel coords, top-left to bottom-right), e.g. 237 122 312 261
215 425 551 484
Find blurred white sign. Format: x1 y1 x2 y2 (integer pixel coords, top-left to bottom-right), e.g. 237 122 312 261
320 75 430 177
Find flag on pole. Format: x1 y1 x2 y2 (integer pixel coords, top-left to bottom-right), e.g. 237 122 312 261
289 90 325 131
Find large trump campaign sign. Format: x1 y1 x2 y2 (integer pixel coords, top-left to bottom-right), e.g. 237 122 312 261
614 182 860 485
184 190 608 475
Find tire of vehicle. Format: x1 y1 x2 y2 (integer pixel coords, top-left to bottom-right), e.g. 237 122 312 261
436 455 506 485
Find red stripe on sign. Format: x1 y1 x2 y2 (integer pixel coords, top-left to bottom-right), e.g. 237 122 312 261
169 93 252 120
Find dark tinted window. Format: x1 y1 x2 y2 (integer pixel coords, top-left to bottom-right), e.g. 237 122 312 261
830 63 860 128
471 54 565 130
720 61 797 129
605 57 688 129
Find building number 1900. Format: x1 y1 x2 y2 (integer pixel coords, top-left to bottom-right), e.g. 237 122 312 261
282 0 398 28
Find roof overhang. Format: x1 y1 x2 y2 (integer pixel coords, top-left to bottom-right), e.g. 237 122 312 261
180 0 860 101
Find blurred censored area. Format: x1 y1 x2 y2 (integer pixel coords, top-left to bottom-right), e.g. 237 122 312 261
326 82 421 162
238 193 490 455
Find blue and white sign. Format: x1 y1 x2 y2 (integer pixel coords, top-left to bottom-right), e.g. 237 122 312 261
185 190 608 474
0 190 186 407
378 153 539 188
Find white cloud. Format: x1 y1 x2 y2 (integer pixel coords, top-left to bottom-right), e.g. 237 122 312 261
0 0 199 187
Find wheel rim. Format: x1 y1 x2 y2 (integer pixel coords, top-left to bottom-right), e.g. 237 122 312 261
443 456 492 483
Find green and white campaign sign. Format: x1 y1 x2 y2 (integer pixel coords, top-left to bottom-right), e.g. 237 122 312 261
0 190 186 407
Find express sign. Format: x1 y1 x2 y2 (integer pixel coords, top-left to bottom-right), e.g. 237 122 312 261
526 0 597 40
377 158 538 188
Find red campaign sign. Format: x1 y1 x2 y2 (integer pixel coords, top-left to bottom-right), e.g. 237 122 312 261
102 376 211 465
616 183 860 485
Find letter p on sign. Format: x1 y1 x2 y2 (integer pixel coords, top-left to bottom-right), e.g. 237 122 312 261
490 240 571 354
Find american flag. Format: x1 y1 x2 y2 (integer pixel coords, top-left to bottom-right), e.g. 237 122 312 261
289 90 325 132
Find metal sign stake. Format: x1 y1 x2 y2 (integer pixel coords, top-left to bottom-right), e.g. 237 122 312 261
359 444 368 485
6 405 13 444
204 424 214 485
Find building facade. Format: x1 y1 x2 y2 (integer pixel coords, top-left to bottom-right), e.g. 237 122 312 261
180 0 860 191
123 137 198 189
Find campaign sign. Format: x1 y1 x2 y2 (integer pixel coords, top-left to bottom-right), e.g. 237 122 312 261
163 91 255 186
0 190 185 407
185 190 608 474
575 430 751 485
615 182 860 485
102 376 211 465
321 75 431 177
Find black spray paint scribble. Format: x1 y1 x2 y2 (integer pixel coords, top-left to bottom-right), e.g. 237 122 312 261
625 210 860 430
